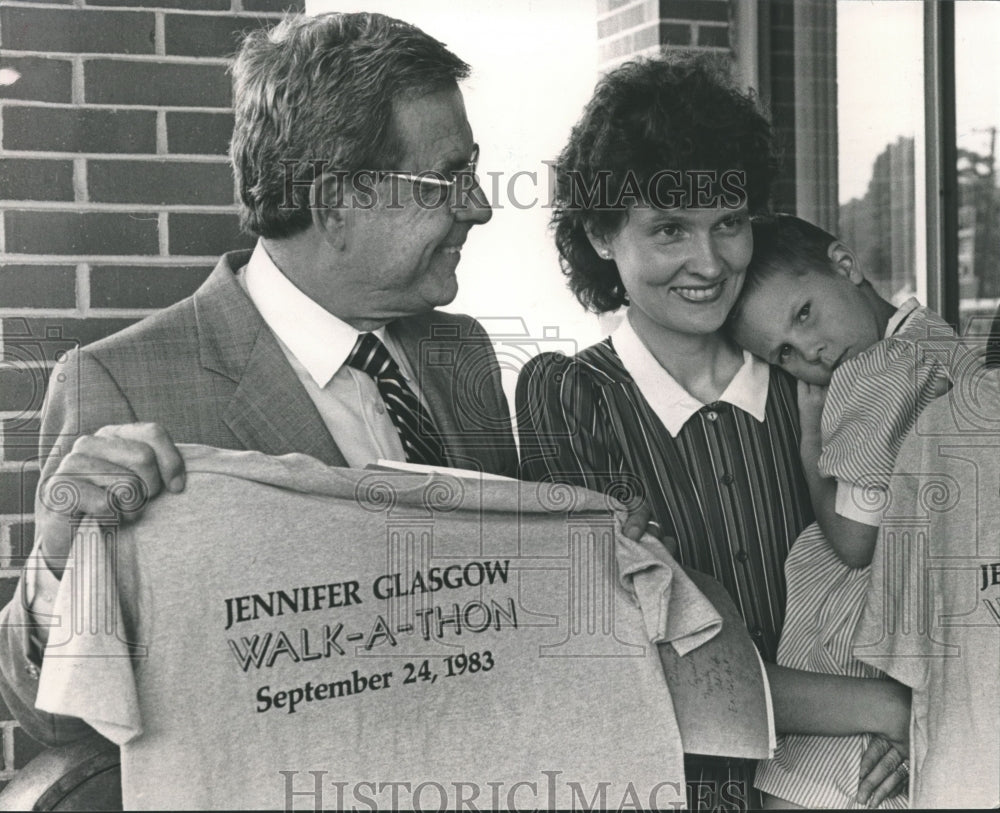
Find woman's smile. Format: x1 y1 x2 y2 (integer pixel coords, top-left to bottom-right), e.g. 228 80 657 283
672 279 729 303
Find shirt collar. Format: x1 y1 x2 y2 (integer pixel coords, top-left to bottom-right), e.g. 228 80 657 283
885 297 921 338
612 313 769 437
243 240 389 388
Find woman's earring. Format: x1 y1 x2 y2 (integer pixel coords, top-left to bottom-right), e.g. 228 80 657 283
601 250 612 259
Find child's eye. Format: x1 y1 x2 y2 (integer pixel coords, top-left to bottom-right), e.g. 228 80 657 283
796 303 811 322
778 344 792 364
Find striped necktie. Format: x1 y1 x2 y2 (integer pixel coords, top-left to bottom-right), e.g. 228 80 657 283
346 332 447 467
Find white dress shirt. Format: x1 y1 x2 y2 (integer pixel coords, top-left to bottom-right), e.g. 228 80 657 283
612 312 770 437
240 239 426 468
26 239 424 633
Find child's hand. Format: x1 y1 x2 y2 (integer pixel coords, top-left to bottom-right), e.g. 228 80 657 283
797 379 828 435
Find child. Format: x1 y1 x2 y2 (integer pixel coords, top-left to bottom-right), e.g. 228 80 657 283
727 214 955 809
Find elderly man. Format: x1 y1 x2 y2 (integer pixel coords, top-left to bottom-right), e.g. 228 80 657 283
0 12 520 746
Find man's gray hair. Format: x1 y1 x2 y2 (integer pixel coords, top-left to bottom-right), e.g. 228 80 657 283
230 12 470 238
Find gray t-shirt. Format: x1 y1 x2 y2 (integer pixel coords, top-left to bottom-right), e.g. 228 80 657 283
854 367 1000 809
37 445 728 810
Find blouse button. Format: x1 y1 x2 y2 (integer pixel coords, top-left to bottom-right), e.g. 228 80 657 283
705 410 718 422
735 549 748 563
374 401 386 415
720 472 734 486
751 627 764 639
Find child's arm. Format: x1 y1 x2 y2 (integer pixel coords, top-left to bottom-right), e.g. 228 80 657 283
798 382 880 569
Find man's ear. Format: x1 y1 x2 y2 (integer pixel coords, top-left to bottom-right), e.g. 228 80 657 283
827 240 864 284
311 171 349 250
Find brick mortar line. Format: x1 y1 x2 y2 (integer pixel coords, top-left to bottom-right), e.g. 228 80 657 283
158 211 169 255
71 56 85 106
73 157 88 203
598 18 731 43
0 201 238 211
155 10 166 57
0 311 84 318
1 50 232 65
156 110 168 155
598 19 686 45
679 20 728 28
77 262 90 312
2 2 287 16
1 152 232 161
595 0 651 22
602 42 729 59
0 102 233 113
0 256 220 264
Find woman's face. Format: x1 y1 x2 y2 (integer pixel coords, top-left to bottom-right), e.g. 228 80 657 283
598 204 752 339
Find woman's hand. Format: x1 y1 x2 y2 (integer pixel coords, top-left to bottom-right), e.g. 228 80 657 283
856 735 909 808
856 678 911 807
620 505 677 557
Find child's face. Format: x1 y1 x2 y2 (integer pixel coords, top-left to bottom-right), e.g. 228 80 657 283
730 265 885 385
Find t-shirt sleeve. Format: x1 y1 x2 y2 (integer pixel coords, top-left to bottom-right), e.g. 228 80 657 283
819 337 952 516
613 521 722 655
35 519 142 745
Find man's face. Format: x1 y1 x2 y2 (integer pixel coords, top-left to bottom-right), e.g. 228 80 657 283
341 86 491 322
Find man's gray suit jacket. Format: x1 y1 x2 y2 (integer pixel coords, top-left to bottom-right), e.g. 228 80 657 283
0 249 519 745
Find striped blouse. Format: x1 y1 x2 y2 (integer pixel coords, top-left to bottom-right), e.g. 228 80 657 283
516 338 813 663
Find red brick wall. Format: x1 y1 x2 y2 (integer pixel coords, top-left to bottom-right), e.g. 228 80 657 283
597 0 732 66
0 0 302 784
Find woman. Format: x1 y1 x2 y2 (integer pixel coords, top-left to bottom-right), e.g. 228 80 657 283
517 56 907 810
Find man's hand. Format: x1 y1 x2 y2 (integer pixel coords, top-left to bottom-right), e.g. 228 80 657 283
37 423 185 577
856 735 909 808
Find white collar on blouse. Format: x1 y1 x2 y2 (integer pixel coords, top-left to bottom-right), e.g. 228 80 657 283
242 240 390 389
612 313 769 438
885 297 920 339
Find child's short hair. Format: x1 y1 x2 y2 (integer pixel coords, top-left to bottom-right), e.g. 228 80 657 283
727 213 838 327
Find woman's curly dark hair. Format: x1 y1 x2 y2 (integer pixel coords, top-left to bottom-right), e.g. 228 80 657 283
552 54 779 313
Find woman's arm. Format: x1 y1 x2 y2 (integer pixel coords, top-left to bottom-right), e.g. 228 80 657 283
798 381 879 568
765 663 909 747
766 663 910 807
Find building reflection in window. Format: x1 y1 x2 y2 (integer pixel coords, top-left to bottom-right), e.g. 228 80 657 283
956 2 1000 335
836 1 924 307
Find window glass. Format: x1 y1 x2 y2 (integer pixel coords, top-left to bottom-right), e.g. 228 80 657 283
836 1 925 306
955 1 1000 334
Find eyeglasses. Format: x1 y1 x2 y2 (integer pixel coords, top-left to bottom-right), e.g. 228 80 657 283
377 145 480 197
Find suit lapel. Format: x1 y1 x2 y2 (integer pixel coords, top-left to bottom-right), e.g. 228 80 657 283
193 252 347 467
